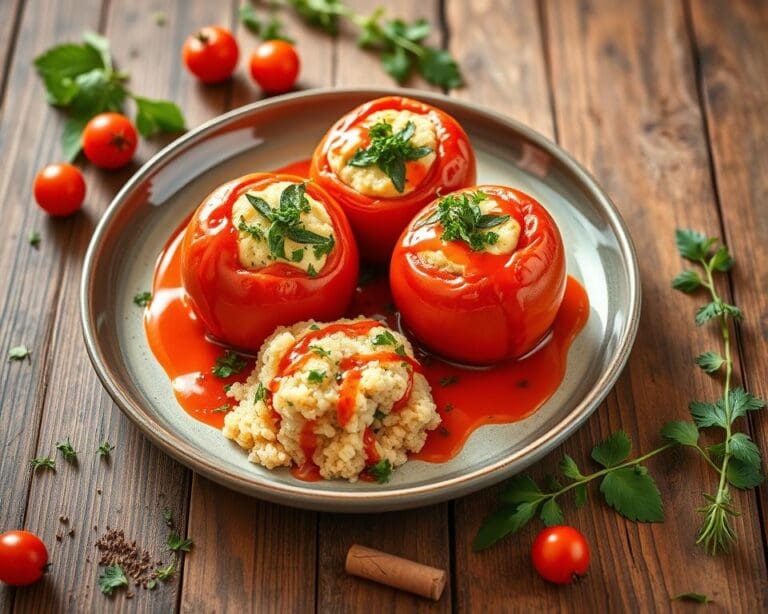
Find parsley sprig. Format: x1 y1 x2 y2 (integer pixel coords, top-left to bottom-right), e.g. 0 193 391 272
348 121 432 193
420 191 510 251
475 230 765 555
283 1 462 87
33 32 185 161
212 351 247 379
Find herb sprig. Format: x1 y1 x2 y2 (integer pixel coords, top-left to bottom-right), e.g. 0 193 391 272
420 191 510 251
348 121 432 193
283 1 462 87
212 351 247 379
239 5 294 43
474 230 765 554
98 565 129 596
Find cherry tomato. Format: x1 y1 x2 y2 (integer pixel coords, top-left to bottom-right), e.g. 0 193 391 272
181 173 359 350
82 113 138 170
390 185 566 365
248 40 300 94
310 96 476 262
183 26 239 84
531 526 590 584
33 163 86 216
0 530 49 586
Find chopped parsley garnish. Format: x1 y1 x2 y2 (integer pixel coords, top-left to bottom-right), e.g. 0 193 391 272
372 330 397 346
154 558 177 581
238 217 264 240
30 457 55 472
309 324 320 331
367 459 392 484
28 231 41 248
56 437 78 463
439 375 460 387
309 345 331 358
348 121 432 193
291 248 305 262
96 441 114 458
223 383 233 393
166 532 193 553
212 351 247 378
98 565 128 596
212 403 232 414
307 369 326 384
133 291 152 307
394 345 407 357
254 382 267 402
8 345 31 362
307 263 318 277
243 184 334 262
419 191 510 251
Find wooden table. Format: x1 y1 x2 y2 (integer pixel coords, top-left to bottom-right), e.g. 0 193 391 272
1 0 766 611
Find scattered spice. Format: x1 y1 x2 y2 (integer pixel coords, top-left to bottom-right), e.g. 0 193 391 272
437 426 450 438
59 515 69 524
516 379 529 388
211 403 232 414
443 403 454 413
95 528 158 590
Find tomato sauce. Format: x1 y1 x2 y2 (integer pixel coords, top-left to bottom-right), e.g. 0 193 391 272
144 158 589 469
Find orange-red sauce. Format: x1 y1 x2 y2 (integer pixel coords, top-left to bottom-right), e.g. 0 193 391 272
144 158 589 473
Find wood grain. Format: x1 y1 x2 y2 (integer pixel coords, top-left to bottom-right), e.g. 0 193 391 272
11 1 233 612
687 0 768 557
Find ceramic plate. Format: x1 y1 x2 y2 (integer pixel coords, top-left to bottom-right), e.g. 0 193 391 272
81 88 640 512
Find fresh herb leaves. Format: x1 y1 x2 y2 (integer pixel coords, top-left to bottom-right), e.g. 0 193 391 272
307 370 326 384
33 32 185 160
367 459 392 484
133 291 152 307
309 345 331 358
348 120 431 193
96 441 114 458
30 457 56 472
212 351 247 379
28 231 41 248
167 533 193 553
372 330 397 346
239 5 294 43
212 403 232 414
419 191 509 251
8 345 31 362
56 437 78 463
98 565 128 596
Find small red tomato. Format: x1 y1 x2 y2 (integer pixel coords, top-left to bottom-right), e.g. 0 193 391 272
33 162 86 216
0 530 49 586
248 40 300 94
531 526 590 584
183 26 239 84
82 113 138 170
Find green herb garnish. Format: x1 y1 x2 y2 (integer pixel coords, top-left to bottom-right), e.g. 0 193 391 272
212 403 232 414
28 231 41 248
239 5 294 43
309 345 331 358
238 217 264 240
30 457 55 472
98 565 128 596
307 370 326 384
212 351 247 378
96 441 114 458
133 291 152 307
167 532 193 553
367 459 392 484
372 330 397 346
394 345 407 357
348 121 431 193
154 558 177 582
56 437 78 463
255 382 267 403
8 345 31 362
420 191 509 251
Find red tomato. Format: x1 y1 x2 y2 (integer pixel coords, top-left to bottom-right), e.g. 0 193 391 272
82 113 138 169
33 163 86 216
181 173 359 350
531 526 590 584
182 26 239 84
0 530 49 586
310 96 476 262
390 185 566 365
248 40 300 94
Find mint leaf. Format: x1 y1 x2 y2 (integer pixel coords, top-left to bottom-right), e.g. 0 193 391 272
695 351 724 373
473 501 539 551
671 270 702 293
709 245 733 272
62 116 87 161
69 68 126 116
574 484 588 508
600 466 663 522
726 458 763 489
540 498 564 527
134 96 185 137
559 454 584 479
83 31 113 71
728 433 761 467
34 42 104 81
419 46 463 88
499 475 542 505
729 387 766 421
591 431 631 468
675 229 715 261
661 421 700 447
689 400 727 428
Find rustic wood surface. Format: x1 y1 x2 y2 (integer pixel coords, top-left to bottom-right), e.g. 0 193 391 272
0 0 766 612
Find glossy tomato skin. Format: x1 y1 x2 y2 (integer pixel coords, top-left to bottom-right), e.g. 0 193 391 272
33 163 86 216
390 185 566 365
82 113 138 169
531 526 590 584
0 530 49 586
181 173 359 351
248 40 300 94
183 26 239 84
310 96 476 262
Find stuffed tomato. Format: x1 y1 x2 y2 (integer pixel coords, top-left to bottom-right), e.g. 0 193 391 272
310 96 476 262
390 186 566 365
181 173 359 351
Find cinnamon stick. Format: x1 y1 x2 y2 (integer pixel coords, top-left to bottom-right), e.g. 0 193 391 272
345 544 447 601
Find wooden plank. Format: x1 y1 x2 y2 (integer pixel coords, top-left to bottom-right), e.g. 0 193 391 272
0 1 104 612
0 0 23 105
687 0 768 543
451 0 768 611
11 1 234 612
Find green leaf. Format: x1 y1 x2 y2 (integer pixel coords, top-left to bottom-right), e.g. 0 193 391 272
246 193 274 220
600 466 664 522
419 46 463 88
61 116 87 161
540 498 564 527
34 41 104 80
284 226 331 245
726 458 764 489
543 474 563 492
69 68 127 116
591 430 631 468
372 330 397 347
574 484 588 508
675 229 715 261
672 592 710 604
262 16 294 43
689 400 726 428
83 31 112 71
8 345 31 362
28 231 41 248
290 0 342 35
559 454 584 480
267 223 286 259
473 501 539 551
211 350 246 378
476 214 510 229
722 303 743 320
239 5 262 34
134 96 185 137
167 532 193 553
41 72 79 105
367 459 392 484
98 565 128 596
709 245 733 272
695 351 724 373
499 475 542 505
671 270 702 293
728 433 761 467
661 420 700 446
729 387 766 421
695 301 722 326
381 46 412 84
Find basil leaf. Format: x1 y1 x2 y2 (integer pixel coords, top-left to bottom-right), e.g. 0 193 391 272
418 46 463 88
134 96 185 137
61 116 88 162
348 149 379 167
476 214 510 229
69 69 126 116
246 194 274 221
83 31 113 71
382 157 406 193
34 42 104 80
